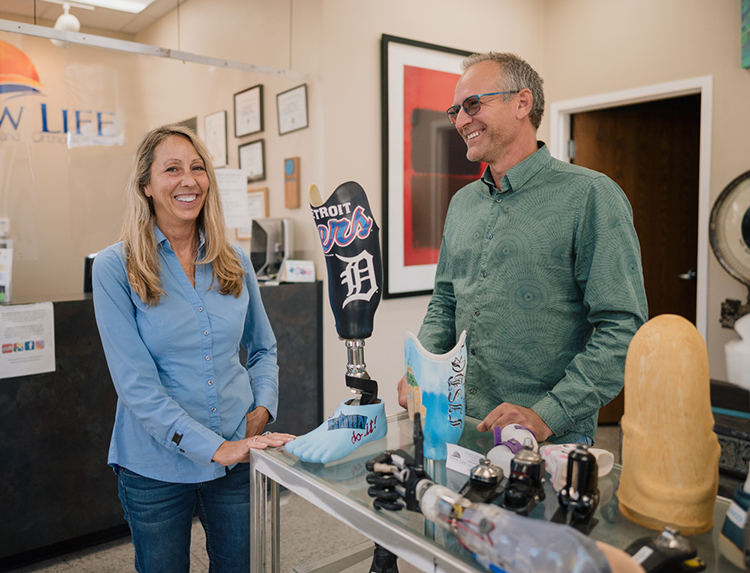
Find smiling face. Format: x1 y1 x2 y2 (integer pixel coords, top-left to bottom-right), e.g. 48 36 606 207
143 135 209 235
452 60 522 167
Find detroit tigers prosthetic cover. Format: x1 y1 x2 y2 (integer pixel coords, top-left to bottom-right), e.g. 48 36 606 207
285 399 387 464
309 182 383 340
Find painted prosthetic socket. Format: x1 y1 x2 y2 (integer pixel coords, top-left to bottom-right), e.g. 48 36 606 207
618 314 720 535
310 182 383 405
404 331 466 460
285 398 387 464
309 181 382 341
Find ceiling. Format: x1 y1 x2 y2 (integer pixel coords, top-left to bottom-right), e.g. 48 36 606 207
0 0 187 36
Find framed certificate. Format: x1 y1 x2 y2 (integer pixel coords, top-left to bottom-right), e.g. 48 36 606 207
236 188 269 240
238 139 265 182
277 84 309 135
234 85 263 137
204 110 227 168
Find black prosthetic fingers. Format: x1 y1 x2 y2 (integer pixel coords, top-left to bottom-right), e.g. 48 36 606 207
310 181 383 340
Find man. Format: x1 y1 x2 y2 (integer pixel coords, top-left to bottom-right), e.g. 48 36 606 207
398 52 648 444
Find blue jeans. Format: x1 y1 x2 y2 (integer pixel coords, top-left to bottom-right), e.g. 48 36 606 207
117 463 250 573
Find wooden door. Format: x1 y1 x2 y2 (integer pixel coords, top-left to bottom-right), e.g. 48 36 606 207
570 94 701 422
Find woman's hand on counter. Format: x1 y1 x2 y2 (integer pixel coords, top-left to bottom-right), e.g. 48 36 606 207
212 432 296 466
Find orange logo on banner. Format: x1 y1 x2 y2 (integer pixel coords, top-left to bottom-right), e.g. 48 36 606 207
0 41 44 98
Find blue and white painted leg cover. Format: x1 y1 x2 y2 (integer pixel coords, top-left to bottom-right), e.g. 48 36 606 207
285 398 387 464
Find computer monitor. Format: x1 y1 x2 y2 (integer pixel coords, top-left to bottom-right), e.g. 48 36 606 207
250 218 293 280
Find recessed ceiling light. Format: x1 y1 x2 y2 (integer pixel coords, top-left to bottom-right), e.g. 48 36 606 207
73 0 156 13
42 0 157 14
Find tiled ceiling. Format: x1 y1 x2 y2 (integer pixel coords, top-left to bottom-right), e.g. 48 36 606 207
0 0 187 36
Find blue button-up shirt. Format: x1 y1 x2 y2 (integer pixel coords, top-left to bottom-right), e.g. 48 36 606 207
92 226 279 483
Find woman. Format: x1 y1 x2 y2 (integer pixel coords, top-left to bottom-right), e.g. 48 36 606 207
92 124 294 572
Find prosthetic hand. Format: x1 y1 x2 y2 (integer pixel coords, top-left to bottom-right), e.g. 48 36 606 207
366 414 432 511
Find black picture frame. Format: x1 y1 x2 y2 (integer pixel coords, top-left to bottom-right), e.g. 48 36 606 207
234 84 264 137
277 84 309 135
238 139 266 183
381 35 473 298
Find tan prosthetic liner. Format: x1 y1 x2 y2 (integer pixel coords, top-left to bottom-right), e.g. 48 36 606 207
618 314 720 535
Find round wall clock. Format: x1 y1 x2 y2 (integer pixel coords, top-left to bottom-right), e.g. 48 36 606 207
710 170 750 287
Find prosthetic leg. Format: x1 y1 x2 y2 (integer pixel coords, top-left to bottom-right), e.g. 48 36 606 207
285 182 386 465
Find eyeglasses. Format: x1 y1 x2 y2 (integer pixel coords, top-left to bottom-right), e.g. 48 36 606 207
446 91 520 124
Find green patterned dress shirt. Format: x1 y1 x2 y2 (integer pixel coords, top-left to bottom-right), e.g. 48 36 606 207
418 143 648 444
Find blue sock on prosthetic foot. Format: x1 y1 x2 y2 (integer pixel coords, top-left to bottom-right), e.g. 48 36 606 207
285 399 387 464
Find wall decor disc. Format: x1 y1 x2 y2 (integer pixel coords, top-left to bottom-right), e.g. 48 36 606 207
710 169 750 286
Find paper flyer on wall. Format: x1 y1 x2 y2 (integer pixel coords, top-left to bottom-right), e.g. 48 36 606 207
1 302 55 380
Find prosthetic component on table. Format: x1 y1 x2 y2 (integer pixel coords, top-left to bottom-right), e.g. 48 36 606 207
404 330 467 460
624 527 700 573
618 315 720 535
500 441 546 516
551 444 600 534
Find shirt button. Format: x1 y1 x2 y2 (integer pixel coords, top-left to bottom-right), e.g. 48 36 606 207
207 380 213 386
487 234 493 239
480 271 487 278
204 331 209 336
211 407 217 412
471 349 476 355
205 356 211 361
469 388 477 395
198 307 204 312
496 197 502 203
475 310 480 317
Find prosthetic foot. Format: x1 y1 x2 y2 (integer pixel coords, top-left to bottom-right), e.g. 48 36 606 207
285 398 387 464
404 330 467 460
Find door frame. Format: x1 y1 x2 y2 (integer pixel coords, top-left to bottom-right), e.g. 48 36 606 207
549 76 713 340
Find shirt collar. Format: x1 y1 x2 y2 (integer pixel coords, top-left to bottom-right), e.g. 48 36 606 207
480 141 550 195
153 224 206 251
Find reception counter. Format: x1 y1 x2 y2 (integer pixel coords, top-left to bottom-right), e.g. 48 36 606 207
0 281 323 569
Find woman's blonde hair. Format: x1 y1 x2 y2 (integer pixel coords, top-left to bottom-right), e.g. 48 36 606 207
120 123 244 305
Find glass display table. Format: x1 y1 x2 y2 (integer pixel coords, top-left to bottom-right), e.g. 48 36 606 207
249 411 740 573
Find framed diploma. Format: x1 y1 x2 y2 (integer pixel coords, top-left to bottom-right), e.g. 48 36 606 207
238 139 266 183
204 110 228 168
236 188 269 240
234 85 263 137
277 84 309 135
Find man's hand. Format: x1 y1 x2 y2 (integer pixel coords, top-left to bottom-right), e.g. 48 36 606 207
477 403 553 441
397 375 408 409
246 406 270 438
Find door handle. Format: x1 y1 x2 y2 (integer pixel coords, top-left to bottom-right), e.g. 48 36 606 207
678 269 696 281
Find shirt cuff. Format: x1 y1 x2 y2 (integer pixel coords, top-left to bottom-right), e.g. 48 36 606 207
170 419 227 466
250 379 279 424
532 394 575 439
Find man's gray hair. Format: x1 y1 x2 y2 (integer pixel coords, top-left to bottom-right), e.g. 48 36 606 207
462 52 545 130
